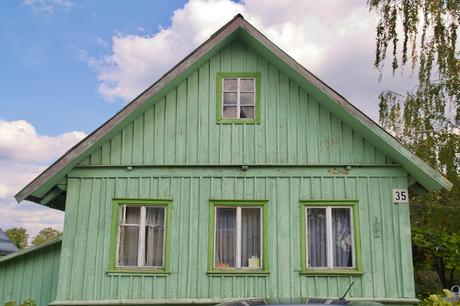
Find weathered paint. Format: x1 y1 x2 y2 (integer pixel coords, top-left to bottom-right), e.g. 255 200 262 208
79 42 394 167
0 239 61 306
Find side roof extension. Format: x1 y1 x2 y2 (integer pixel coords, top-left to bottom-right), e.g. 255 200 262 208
15 14 452 206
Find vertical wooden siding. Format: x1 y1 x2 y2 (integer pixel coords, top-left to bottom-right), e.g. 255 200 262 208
80 41 393 167
56 172 414 302
0 241 61 306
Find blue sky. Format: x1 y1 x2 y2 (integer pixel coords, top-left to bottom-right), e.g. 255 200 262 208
0 0 417 239
1 0 185 135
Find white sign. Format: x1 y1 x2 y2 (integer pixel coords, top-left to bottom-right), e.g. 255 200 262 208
392 189 409 203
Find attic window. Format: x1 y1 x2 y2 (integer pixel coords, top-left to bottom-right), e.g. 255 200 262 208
217 73 260 123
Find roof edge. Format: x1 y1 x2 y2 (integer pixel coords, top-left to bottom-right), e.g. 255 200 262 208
15 14 245 203
0 237 62 264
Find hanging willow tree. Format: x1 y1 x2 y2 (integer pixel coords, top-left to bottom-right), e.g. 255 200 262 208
368 0 460 288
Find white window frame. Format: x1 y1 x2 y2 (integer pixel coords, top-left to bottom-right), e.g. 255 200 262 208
305 206 355 269
116 205 166 269
213 206 263 270
222 77 256 119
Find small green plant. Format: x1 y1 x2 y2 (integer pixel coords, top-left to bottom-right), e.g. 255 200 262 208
421 289 459 306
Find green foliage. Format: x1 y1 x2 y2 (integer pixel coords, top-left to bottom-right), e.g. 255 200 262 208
3 299 37 306
31 227 62 246
420 289 459 306
412 227 460 288
5 227 28 250
415 270 442 299
368 0 460 107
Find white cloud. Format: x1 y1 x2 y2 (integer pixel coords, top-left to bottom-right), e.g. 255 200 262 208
88 0 244 102
0 119 85 163
0 119 85 239
88 0 418 120
23 0 73 18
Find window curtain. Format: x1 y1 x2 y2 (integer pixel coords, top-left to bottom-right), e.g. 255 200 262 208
241 208 261 267
215 208 236 268
332 208 352 267
119 206 140 266
307 208 327 267
145 207 165 267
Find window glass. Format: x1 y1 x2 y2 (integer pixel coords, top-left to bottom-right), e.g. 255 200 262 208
240 106 254 119
125 206 140 224
223 106 238 119
306 206 354 269
221 77 256 120
241 208 261 268
215 208 237 268
332 208 353 267
240 92 254 105
214 205 263 270
240 79 255 92
145 207 165 267
117 205 166 269
119 226 139 266
223 92 237 105
223 78 237 91
307 208 327 267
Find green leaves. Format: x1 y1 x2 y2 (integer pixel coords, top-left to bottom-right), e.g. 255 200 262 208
369 0 460 104
5 227 28 250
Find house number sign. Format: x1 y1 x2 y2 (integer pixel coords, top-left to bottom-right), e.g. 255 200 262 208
392 189 409 204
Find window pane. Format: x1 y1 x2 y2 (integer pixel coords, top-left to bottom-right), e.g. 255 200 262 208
118 226 139 266
332 208 353 267
240 106 254 119
240 92 255 105
240 78 255 91
241 208 261 268
215 208 236 268
145 207 165 267
307 208 327 267
125 206 140 224
223 92 237 105
223 78 237 91
223 106 237 118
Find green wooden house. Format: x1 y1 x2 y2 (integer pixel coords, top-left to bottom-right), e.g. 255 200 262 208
0 15 452 306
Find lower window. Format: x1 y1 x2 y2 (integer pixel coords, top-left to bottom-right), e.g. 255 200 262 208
210 201 268 271
111 200 171 272
305 205 356 269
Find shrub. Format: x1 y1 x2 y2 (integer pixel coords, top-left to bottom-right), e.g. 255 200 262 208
415 270 442 299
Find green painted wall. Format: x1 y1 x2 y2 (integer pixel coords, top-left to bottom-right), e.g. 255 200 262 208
56 171 414 304
80 41 393 167
0 240 61 306
53 40 415 305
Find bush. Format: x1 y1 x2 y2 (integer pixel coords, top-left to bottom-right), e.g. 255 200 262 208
415 270 442 299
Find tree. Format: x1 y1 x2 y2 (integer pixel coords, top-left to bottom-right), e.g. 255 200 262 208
368 0 460 290
31 227 62 246
5 227 28 250
368 0 460 107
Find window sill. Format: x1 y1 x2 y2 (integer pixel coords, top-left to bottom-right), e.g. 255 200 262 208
299 269 363 276
207 270 270 276
107 269 170 276
217 119 261 125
